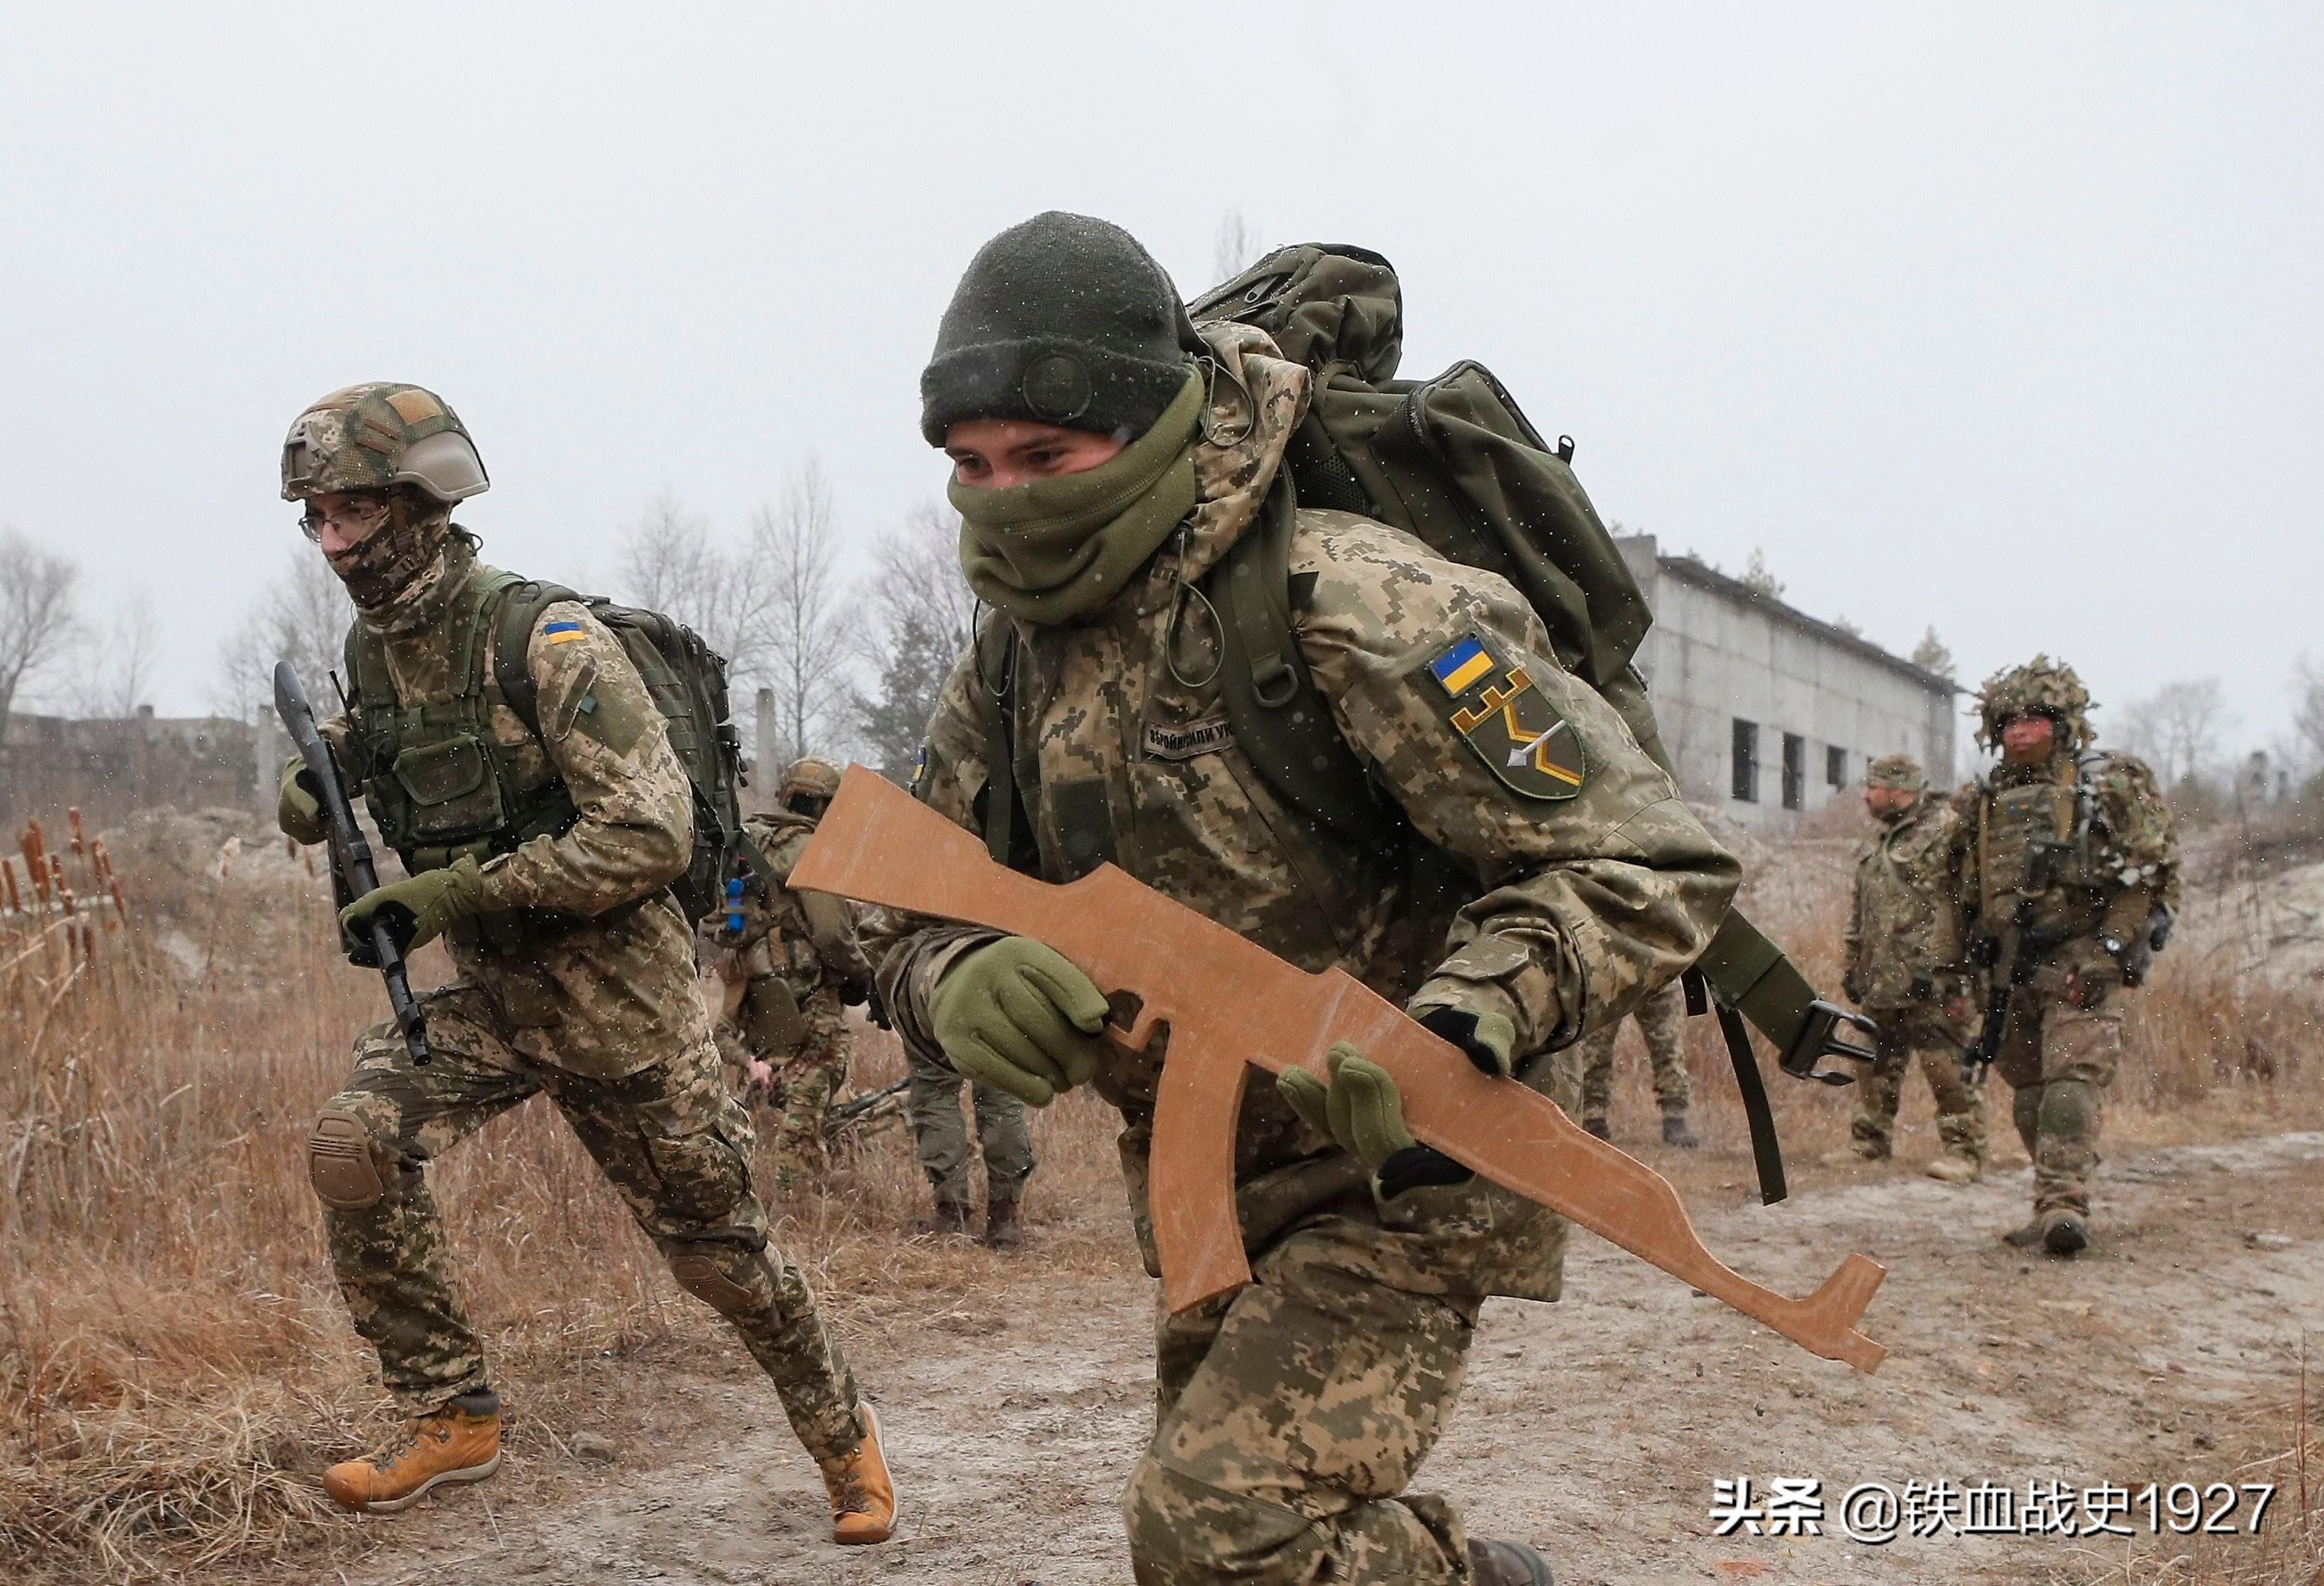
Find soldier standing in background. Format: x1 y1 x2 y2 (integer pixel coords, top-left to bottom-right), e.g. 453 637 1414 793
275 386 893 1541
905 1047 1037 1246
1842 752 1984 1181
1957 657 2178 1256
701 756 874 1195
867 212 1739 1586
1572 980 1697 1147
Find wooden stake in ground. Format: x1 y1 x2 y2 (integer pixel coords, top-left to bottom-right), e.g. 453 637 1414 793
792 765 1889 1374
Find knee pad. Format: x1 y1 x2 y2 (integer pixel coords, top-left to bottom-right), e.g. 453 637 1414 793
2038 1077 2097 1139
668 1250 764 1317
307 1109 386 1209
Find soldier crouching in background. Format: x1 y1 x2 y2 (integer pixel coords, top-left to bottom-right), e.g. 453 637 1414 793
699 757 875 1195
275 386 893 1541
1842 752 1985 1181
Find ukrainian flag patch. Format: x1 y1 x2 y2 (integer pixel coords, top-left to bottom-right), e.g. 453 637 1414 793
543 619 586 646
1429 636 1494 697
1421 632 1586 801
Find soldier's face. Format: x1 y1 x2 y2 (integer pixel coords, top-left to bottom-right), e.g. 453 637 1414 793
945 419 1127 490
2000 715 2058 765
1864 785 1915 818
302 491 391 555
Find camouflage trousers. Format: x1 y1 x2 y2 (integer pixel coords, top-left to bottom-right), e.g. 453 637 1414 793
706 967 854 1196
1992 977 2124 1219
1852 1007 1987 1162
309 982 864 1462
1123 1218 1480 1585
1576 978 1690 1119
906 1049 1035 1207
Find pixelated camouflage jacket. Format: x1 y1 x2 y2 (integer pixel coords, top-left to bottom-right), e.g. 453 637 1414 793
1844 790 1970 1011
324 549 711 1080
700 811 871 998
868 323 1738 1297
1952 747 2181 958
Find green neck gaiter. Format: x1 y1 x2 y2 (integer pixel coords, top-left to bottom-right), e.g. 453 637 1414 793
951 368 1204 625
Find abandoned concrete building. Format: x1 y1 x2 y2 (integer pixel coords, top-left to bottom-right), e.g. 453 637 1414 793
0 708 257 825
1616 534 1959 833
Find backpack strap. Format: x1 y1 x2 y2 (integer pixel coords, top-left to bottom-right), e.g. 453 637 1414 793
487 576 578 734
1206 475 1405 854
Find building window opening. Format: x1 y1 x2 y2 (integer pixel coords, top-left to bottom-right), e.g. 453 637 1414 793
1781 733 1805 810
1731 719 1760 803
1826 744 1848 788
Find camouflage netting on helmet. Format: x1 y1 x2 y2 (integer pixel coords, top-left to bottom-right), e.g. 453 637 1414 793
1974 653 2094 750
778 757 844 803
282 383 488 504
1864 752 1924 792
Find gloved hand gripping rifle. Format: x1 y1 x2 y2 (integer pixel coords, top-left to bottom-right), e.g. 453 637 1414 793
791 766 1887 1373
274 662 432 1067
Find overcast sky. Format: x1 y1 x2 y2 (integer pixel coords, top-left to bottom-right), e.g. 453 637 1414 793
2 3 2317 756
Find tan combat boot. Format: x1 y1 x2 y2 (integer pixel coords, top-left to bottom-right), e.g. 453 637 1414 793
819 1405 896 1545
1924 1153 1981 1185
321 1392 502 1513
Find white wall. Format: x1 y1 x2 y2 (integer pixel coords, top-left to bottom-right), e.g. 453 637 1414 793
1617 537 1956 832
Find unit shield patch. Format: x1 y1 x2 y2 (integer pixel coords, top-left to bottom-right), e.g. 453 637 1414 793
1426 633 1585 800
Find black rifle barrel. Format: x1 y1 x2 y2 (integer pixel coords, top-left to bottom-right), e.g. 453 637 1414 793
273 662 432 1065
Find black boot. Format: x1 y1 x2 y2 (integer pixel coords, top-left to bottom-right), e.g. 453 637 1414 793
1468 1536 1553 1585
912 1200 971 1237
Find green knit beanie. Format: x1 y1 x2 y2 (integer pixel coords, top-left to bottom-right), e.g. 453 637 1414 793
921 212 1197 446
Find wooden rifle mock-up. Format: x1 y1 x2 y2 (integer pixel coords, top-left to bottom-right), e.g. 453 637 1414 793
792 766 1887 1373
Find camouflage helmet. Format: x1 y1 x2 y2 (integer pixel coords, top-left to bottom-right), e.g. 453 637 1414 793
1864 752 1924 792
1975 654 2095 750
777 757 844 808
280 383 489 504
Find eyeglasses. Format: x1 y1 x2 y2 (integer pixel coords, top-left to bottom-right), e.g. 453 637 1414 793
298 498 390 544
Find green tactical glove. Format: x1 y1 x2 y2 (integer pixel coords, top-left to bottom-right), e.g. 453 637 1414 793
1408 1002 1519 1079
1276 1044 1473 1206
339 857 488 954
929 937 1109 1107
277 757 326 847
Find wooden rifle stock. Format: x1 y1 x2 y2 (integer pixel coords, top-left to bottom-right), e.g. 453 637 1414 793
792 766 1886 1373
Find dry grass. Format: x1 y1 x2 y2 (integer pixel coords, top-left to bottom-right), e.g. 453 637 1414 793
3 814 2321 1583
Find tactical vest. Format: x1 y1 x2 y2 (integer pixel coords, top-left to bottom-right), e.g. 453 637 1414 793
344 567 586 950
1974 758 2106 944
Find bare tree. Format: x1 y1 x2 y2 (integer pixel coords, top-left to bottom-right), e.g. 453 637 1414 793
1738 546 1784 601
854 502 975 780
2119 678 2232 788
1213 208 1265 284
751 460 850 769
0 528 83 737
613 492 778 686
69 589 164 718
214 547 353 718
2294 656 2324 766
1909 625 1956 681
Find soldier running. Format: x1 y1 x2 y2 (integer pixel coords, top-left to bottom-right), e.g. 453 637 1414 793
868 213 1738 1586
274 385 894 1540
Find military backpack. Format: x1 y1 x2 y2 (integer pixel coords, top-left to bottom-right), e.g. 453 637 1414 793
344 565 747 945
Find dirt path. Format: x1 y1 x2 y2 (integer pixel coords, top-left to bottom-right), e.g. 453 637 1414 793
349 1133 2324 1586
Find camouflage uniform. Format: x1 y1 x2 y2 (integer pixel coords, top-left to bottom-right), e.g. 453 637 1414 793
905 1051 1035 1214
1843 757 1984 1164
872 323 1739 1584
298 500 863 1462
1573 979 1690 1125
699 809 871 1194
1955 658 2178 1237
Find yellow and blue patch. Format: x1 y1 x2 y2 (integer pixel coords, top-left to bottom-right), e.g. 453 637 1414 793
1428 636 1495 697
543 619 587 646
1423 632 1586 800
